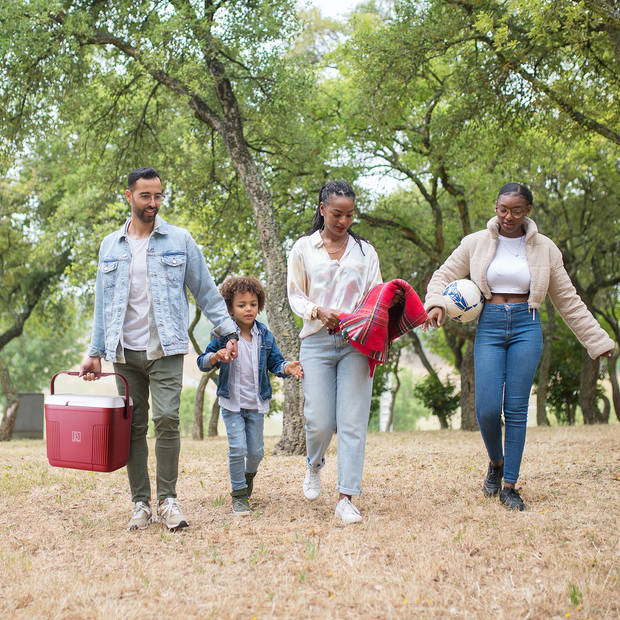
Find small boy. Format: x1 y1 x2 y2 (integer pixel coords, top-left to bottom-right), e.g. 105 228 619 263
197 277 303 515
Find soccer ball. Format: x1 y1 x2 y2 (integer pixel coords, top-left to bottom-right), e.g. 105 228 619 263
442 279 484 322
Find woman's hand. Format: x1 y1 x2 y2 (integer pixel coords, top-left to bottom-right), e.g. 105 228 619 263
423 306 445 330
316 307 341 332
598 348 614 359
285 361 304 379
390 289 404 308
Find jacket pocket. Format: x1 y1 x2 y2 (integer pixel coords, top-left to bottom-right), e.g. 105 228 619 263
100 260 119 288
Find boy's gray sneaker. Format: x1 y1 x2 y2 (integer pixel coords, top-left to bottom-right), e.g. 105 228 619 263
128 501 152 531
157 498 189 530
231 489 252 515
245 472 256 498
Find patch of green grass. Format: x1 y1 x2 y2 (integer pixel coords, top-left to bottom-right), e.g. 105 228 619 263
568 583 582 607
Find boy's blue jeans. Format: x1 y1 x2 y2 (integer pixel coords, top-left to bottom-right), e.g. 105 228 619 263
220 408 264 491
300 328 374 496
474 302 543 484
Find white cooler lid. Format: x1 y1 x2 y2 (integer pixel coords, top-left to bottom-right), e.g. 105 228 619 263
45 394 133 408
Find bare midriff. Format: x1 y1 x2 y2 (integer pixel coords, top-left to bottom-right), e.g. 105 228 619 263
488 292 529 304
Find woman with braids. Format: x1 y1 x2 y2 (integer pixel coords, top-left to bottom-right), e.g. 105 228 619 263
424 182 614 511
287 181 382 524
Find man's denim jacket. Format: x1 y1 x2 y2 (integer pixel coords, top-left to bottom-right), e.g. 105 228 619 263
87 216 236 363
197 320 289 401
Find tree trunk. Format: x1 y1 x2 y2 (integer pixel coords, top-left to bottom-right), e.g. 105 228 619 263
193 373 209 440
606 353 620 422
438 415 449 429
0 358 19 441
459 339 477 430
208 399 220 438
274 378 305 454
536 300 555 426
212 118 305 454
386 370 401 432
567 404 575 426
578 351 605 424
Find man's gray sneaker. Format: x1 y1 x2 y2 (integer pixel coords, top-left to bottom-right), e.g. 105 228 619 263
157 498 189 530
128 501 152 531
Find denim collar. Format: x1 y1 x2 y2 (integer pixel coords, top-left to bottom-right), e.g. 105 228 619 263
119 215 170 240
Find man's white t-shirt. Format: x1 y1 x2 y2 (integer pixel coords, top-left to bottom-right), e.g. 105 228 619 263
123 236 150 350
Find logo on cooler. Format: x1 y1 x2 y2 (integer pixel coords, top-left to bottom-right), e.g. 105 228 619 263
71 431 82 443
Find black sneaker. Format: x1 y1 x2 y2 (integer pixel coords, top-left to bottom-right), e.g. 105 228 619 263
245 472 256 498
500 487 525 511
231 489 251 515
483 462 503 497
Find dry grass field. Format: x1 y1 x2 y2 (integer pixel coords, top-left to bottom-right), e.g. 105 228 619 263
0 425 618 619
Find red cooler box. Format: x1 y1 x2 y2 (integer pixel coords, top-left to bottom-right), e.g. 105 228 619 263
44 371 133 472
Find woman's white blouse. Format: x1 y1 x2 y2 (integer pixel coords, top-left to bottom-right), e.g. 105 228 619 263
287 231 382 338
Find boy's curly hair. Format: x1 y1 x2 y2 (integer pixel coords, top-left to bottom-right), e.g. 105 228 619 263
219 277 266 312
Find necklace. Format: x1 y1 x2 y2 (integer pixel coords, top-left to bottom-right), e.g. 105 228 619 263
321 232 349 255
501 234 526 258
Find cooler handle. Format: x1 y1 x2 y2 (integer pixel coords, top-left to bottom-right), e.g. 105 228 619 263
49 371 131 419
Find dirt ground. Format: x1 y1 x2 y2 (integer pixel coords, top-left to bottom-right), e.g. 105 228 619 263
0 425 618 619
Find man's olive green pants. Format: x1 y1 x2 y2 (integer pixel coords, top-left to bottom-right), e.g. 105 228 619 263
114 350 184 503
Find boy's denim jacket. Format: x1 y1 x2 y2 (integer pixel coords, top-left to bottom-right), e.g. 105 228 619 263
87 216 236 363
197 320 289 401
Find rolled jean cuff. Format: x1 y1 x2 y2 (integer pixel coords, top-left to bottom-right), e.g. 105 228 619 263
306 456 325 470
337 485 362 496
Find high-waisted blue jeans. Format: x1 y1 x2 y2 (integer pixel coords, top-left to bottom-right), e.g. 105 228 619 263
474 302 543 484
300 328 374 496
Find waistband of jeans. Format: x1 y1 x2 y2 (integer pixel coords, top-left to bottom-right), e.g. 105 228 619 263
482 301 530 312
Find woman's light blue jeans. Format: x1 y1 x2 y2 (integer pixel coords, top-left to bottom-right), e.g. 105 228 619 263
474 302 543 484
300 328 374 496
220 408 264 491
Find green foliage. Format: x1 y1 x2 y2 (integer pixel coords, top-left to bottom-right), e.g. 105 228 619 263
179 386 199 438
413 374 460 428
391 369 430 432
368 366 431 432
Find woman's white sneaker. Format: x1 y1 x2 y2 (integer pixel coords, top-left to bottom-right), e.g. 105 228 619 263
303 467 321 500
334 497 362 524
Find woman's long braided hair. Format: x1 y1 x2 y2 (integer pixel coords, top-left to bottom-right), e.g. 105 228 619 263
306 180 368 255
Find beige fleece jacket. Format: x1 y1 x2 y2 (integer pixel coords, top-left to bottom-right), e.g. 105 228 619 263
424 216 614 359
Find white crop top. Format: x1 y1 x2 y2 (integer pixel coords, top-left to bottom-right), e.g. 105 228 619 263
486 234 531 294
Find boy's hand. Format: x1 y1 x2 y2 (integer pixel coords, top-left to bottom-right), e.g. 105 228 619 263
225 338 238 360
211 347 232 365
285 361 304 379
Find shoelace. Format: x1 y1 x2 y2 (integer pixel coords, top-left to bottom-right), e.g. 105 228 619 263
132 502 150 518
159 499 181 517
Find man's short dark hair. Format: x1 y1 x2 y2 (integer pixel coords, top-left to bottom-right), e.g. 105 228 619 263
128 167 161 190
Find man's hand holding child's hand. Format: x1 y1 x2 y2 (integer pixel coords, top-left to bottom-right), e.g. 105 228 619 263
285 361 304 379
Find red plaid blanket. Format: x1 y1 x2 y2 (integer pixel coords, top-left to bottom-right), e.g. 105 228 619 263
337 279 427 377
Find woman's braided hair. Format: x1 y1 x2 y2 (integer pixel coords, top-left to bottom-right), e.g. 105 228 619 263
306 180 368 255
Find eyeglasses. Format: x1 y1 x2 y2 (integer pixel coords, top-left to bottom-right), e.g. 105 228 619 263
495 205 526 217
135 192 165 204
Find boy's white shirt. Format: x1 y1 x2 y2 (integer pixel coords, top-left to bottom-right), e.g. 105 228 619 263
218 322 269 414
